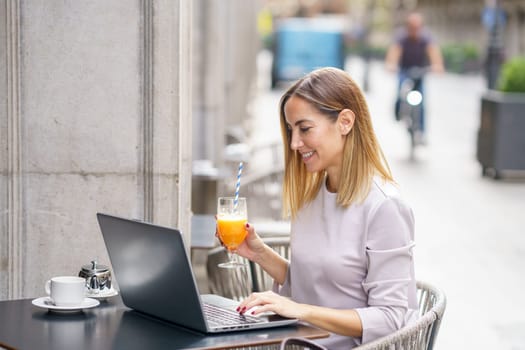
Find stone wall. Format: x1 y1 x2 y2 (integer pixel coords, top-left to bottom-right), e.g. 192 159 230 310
0 0 192 300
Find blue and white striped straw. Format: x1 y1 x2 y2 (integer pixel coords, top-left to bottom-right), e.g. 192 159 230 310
234 162 243 209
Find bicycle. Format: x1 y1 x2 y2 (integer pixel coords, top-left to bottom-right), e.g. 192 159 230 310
397 67 426 160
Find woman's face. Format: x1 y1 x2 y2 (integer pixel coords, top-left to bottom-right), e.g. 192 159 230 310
284 96 349 177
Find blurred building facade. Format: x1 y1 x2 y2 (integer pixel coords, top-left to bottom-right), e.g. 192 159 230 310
264 0 525 60
412 0 525 58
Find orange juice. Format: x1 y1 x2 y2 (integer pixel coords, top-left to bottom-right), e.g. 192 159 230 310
217 215 247 250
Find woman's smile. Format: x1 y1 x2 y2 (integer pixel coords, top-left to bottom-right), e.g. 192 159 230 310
301 151 315 161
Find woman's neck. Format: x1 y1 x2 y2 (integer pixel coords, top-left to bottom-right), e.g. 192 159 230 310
325 176 338 193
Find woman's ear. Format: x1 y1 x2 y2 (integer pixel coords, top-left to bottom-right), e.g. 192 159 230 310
338 109 355 135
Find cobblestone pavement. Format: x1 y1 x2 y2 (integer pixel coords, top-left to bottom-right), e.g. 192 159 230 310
247 51 525 350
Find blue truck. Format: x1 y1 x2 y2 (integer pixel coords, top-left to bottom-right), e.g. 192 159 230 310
271 16 347 88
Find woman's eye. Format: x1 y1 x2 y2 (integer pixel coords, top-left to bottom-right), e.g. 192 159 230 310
300 127 311 133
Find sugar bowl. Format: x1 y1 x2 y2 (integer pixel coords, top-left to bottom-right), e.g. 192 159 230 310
78 260 112 294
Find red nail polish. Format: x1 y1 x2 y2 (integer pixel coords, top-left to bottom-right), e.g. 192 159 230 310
236 307 240 312
246 223 250 228
251 311 255 315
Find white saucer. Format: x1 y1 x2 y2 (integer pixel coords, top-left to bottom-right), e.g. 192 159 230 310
32 297 100 312
86 288 119 300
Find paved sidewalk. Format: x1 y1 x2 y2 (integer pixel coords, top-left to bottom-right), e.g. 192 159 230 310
248 52 525 350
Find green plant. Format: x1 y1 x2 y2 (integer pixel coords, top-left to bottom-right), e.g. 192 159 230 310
498 57 525 93
441 43 480 73
347 44 387 60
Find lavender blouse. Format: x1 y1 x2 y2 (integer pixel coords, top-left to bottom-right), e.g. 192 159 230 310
275 178 418 349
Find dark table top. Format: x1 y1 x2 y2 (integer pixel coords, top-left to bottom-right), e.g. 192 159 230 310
0 296 328 350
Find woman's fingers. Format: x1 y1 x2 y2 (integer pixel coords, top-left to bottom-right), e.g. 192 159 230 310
237 291 276 314
236 292 261 313
236 292 256 313
245 222 254 236
248 303 274 316
238 291 301 319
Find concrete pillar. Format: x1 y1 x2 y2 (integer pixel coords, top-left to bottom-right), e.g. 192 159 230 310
191 0 259 214
223 0 259 131
0 0 192 300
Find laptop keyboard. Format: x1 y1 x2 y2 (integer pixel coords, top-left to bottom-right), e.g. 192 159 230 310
203 303 264 328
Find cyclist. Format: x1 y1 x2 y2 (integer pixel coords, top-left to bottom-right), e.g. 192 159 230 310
385 11 444 143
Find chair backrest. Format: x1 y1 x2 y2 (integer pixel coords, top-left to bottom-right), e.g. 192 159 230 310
206 236 291 300
249 236 291 292
279 280 446 350
279 336 328 350
414 280 446 350
205 246 252 301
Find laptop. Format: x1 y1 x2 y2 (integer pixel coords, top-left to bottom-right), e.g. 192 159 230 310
96 213 297 333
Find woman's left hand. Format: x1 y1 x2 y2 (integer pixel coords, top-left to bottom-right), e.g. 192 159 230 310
239 291 363 338
236 291 306 320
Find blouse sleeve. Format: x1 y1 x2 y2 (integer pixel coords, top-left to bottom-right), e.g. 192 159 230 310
272 261 291 296
354 196 416 344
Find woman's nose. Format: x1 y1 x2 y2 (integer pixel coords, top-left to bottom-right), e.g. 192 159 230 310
290 131 302 150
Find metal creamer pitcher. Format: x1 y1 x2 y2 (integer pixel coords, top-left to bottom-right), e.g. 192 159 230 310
78 260 112 294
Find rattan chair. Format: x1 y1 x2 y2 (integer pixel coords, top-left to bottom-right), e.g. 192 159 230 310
206 246 253 301
206 236 291 300
279 280 446 350
249 236 291 292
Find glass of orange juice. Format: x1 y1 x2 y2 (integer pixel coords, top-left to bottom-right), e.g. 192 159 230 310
217 197 248 268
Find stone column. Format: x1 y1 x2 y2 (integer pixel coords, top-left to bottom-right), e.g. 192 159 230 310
191 0 260 214
0 0 192 300
191 0 227 215
1 0 23 300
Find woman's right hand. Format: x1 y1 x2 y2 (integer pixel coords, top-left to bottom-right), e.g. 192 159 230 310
215 221 266 262
219 221 289 286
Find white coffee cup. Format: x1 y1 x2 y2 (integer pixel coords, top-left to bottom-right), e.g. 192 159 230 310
45 276 86 306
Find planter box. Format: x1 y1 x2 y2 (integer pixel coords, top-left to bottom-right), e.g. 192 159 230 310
477 90 525 178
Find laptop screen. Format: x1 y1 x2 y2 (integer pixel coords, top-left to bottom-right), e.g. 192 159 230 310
96 213 208 331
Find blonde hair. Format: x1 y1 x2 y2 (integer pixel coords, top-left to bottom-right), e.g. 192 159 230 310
279 67 394 219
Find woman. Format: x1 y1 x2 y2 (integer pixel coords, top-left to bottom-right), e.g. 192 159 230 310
235 67 418 349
